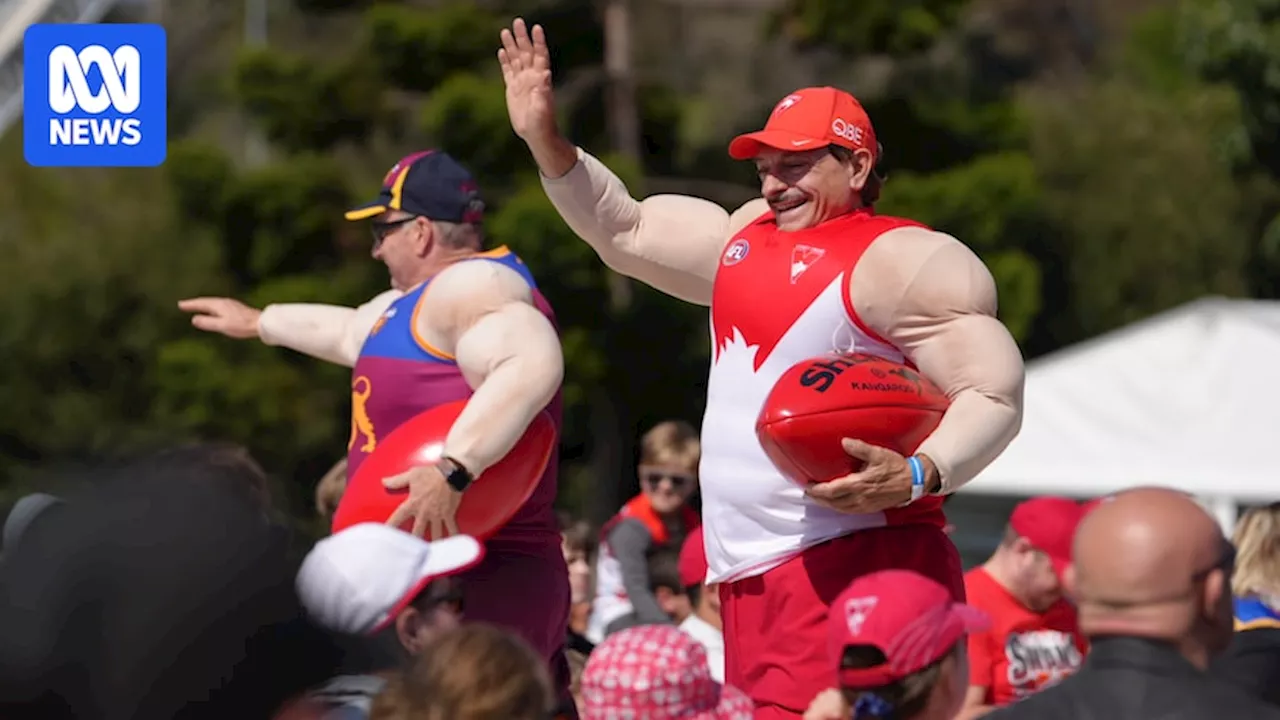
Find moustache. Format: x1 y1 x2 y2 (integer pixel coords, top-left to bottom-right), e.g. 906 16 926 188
766 191 808 208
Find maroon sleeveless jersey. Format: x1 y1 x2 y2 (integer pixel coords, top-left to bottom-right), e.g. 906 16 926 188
347 247 562 550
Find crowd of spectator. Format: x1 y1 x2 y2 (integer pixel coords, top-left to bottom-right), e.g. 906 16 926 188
0 434 1277 720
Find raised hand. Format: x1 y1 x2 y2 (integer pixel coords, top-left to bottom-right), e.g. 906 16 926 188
498 18 557 143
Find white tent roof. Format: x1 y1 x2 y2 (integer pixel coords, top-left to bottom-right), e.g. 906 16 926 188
964 297 1280 502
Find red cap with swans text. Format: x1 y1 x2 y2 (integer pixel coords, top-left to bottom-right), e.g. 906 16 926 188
829 570 990 689
728 87 878 161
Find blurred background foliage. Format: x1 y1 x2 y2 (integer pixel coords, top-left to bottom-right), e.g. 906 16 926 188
0 0 1276 525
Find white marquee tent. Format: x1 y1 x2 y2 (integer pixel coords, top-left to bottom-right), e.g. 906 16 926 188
962 296 1280 531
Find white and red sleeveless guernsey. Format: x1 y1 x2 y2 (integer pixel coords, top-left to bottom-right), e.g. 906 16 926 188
699 207 947 584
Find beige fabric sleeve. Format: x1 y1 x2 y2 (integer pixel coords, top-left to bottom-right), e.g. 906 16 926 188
540 147 769 306
257 289 401 367
850 227 1026 492
413 261 564 476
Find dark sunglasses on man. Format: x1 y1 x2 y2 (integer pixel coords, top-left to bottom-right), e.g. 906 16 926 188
369 215 421 250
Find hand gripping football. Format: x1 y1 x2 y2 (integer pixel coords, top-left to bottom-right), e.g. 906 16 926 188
333 400 556 539
756 353 950 485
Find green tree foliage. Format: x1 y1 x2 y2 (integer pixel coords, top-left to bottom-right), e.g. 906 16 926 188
1179 0 1280 171
419 73 527 184
878 153 1045 343
768 0 968 55
1025 77 1251 337
0 134 223 488
366 3 503 93
220 154 352 280
232 48 384 153
1172 0 1280 294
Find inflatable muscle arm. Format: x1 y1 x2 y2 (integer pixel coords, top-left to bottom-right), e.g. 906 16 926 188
850 227 1026 493
258 289 402 367
540 147 768 306
415 261 564 476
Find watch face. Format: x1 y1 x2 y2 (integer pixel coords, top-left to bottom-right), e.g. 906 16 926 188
442 459 471 490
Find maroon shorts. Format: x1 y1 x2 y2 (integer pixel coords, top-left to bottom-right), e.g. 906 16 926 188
719 525 963 720
460 537 574 715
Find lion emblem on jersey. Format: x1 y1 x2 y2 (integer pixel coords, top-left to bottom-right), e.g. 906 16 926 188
348 376 377 453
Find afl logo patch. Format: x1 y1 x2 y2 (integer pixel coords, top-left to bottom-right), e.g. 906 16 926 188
723 239 750 266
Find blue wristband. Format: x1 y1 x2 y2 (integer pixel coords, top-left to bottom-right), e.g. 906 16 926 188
907 455 925 502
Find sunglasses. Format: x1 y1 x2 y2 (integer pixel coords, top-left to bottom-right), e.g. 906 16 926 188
1193 541 1237 581
640 468 696 491
369 215 420 249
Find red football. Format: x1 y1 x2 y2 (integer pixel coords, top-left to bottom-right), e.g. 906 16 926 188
333 400 556 540
756 352 950 485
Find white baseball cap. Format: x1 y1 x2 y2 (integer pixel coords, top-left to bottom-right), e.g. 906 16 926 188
296 523 484 635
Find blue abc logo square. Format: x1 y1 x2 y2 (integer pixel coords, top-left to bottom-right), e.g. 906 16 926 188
23 23 167 167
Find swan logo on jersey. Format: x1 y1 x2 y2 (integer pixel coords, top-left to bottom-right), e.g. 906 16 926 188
723 239 750 266
790 244 826 283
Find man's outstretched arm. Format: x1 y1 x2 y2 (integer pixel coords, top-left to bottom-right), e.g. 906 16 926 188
536 141 768 306
500 19 766 306
257 290 400 367
413 261 564 476
851 228 1026 493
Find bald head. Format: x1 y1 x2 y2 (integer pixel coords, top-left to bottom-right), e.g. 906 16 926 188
1068 488 1234 664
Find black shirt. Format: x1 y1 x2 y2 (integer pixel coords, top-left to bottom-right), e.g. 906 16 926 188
0 475 343 720
985 636 1280 720
1212 628 1280 709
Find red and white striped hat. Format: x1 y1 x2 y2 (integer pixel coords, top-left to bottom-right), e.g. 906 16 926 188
581 625 753 720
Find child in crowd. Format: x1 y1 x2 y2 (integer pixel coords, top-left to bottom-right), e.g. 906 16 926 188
559 512 597 654
588 420 701 641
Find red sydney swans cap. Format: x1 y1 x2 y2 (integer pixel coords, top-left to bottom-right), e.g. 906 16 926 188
728 86 878 161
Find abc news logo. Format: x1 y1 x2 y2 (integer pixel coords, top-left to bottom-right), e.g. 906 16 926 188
47 44 143 147
25 24 166 167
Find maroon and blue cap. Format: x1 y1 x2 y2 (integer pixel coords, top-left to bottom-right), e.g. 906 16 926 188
344 150 484 223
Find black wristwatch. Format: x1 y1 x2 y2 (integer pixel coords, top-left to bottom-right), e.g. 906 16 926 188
438 456 473 493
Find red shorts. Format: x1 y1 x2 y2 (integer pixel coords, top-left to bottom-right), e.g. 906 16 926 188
719 524 963 720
